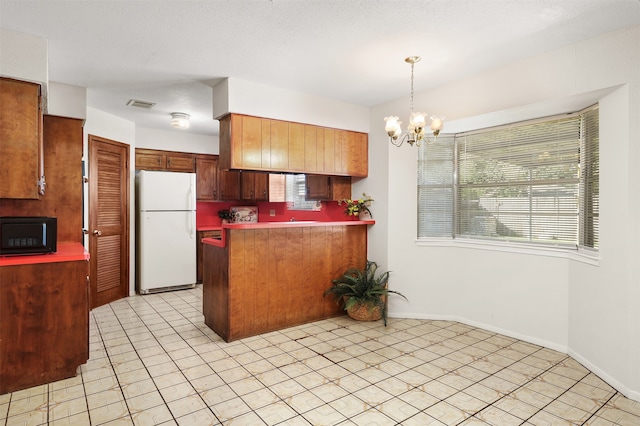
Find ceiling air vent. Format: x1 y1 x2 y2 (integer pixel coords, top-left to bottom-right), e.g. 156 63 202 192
126 99 156 109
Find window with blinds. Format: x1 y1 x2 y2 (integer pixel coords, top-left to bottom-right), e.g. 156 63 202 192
285 174 321 211
418 104 599 250
418 135 455 237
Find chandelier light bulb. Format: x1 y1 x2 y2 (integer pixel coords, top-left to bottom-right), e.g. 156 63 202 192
384 116 402 139
410 112 427 131
430 116 445 136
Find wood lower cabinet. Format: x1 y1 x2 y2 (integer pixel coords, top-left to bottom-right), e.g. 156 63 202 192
0 77 43 199
197 229 222 283
306 175 351 201
202 224 368 342
135 148 195 172
0 259 89 394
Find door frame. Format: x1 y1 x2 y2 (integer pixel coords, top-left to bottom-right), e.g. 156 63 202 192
88 134 130 308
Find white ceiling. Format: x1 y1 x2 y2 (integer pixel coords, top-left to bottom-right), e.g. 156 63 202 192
1 0 638 137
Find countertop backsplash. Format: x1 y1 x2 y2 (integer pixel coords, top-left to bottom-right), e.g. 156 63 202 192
196 200 353 228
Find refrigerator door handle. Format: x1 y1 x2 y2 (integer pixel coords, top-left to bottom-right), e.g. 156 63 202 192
189 177 196 211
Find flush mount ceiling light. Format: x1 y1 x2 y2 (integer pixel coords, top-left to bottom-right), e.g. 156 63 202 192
384 56 444 147
170 112 190 129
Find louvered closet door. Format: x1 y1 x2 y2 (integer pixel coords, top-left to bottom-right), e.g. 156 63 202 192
89 135 130 308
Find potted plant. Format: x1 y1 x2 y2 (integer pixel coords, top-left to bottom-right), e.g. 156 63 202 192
218 209 233 223
324 260 407 326
338 193 374 219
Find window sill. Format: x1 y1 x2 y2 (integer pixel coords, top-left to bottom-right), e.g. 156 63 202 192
415 237 600 266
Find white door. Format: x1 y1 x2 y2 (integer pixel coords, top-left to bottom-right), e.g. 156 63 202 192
139 210 196 292
138 170 196 212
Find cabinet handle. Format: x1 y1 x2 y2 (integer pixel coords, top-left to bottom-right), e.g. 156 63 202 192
38 175 46 195
167 158 171 167
93 229 102 236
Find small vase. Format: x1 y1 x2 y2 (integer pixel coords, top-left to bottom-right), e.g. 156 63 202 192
358 211 372 221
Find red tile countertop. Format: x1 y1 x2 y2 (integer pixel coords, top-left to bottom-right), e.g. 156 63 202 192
0 242 89 266
202 220 375 248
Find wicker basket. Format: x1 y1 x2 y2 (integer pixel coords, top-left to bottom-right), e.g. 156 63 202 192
347 302 382 321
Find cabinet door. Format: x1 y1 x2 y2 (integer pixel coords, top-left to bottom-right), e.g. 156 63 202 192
135 149 165 170
241 115 263 169
331 176 352 200
304 125 318 172
288 122 305 171
0 78 43 199
270 119 289 170
219 170 241 201
323 128 336 174
166 152 195 172
306 175 351 201
197 230 222 283
240 172 269 201
196 155 218 201
253 173 269 201
315 127 325 173
343 131 368 177
240 172 255 201
306 175 332 200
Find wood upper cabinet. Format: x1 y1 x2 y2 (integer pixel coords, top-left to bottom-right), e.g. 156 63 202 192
343 131 368 177
0 77 44 199
166 152 196 172
196 154 218 201
135 149 164 170
241 172 269 202
1 115 84 242
219 113 368 177
135 148 195 172
306 175 351 201
218 169 241 201
195 154 242 202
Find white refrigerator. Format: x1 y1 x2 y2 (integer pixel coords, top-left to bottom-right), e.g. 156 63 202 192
136 170 197 294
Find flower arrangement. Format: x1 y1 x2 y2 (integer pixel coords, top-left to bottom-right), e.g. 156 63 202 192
217 209 233 223
338 193 374 218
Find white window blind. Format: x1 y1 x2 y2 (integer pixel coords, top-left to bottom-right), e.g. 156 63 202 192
580 107 599 249
418 105 599 250
286 174 321 211
417 135 455 237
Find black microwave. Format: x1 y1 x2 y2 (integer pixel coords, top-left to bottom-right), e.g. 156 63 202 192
0 217 57 255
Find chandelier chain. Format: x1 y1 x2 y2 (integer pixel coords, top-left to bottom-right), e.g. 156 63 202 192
410 61 414 117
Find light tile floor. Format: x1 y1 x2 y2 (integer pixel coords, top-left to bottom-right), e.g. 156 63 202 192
2 285 640 425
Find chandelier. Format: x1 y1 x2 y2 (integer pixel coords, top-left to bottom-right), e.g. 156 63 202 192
384 56 444 147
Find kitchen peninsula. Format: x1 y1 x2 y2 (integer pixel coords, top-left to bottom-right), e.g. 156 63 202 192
202 220 373 342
